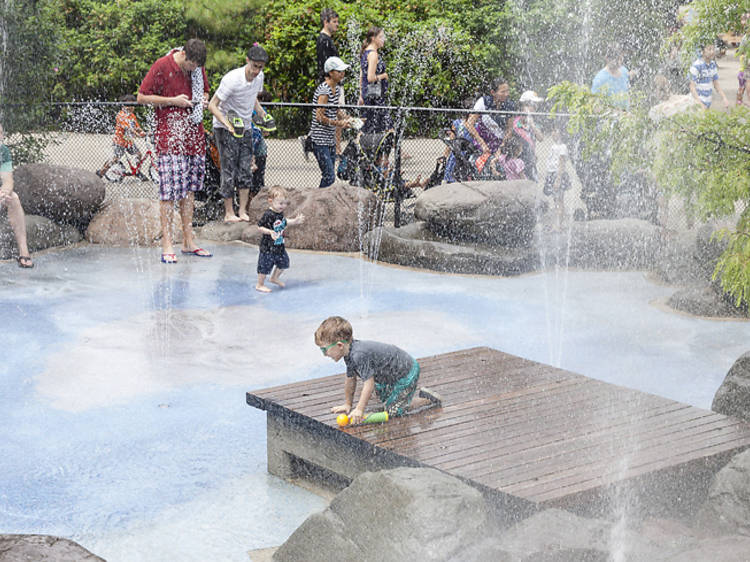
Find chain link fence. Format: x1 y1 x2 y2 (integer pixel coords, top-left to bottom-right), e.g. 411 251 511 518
6 101 696 230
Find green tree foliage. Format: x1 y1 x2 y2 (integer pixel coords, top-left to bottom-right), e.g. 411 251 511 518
0 0 61 115
183 0 266 87
55 0 187 100
256 0 515 105
508 0 681 92
549 84 750 308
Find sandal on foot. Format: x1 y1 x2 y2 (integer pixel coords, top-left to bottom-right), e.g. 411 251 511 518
181 248 212 257
418 387 443 407
17 256 34 268
160 253 177 264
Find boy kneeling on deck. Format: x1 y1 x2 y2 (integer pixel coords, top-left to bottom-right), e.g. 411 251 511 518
316 316 442 424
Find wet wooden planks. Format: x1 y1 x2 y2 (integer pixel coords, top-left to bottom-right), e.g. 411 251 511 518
247 346 750 516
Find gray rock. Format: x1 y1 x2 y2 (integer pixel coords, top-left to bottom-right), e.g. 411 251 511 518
712 352 750 422
274 467 497 562
14 164 105 228
661 536 750 561
414 180 545 247
667 285 747 318
695 448 750 536
653 229 703 285
86 198 174 246
196 220 253 242
497 509 683 562
694 222 731 282
567 218 659 269
0 214 81 259
0 534 105 561
241 184 379 252
364 222 539 276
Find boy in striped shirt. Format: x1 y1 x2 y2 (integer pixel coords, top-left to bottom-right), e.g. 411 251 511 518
689 44 729 110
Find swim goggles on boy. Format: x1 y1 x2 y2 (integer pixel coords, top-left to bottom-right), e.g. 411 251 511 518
320 340 348 355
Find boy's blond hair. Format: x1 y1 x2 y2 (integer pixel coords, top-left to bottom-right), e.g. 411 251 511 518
268 185 287 201
315 316 353 346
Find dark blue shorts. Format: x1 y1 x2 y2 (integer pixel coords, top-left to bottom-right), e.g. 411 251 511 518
257 250 289 274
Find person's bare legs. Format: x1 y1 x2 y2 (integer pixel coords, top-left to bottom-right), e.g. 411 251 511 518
159 199 176 259
179 193 197 252
268 266 285 288
256 273 271 293
223 195 240 222
238 188 250 221
6 193 31 261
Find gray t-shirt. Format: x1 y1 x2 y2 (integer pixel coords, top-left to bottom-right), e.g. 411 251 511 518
344 339 415 385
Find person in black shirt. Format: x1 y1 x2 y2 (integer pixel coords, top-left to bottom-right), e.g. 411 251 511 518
316 8 339 82
256 186 305 293
301 9 342 163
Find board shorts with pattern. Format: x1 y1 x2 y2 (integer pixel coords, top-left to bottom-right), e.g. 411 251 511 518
157 154 206 201
375 360 420 417
215 127 254 199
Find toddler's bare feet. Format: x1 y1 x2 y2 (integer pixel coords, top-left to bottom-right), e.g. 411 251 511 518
269 278 285 288
224 215 241 224
255 285 271 293
239 213 250 221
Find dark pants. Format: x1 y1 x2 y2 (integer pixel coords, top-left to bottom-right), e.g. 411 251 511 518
252 154 266 193
215 127 254 198
313 143 336 188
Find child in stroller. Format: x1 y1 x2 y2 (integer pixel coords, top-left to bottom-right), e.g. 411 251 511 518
441 118 509 183
337 129 428 201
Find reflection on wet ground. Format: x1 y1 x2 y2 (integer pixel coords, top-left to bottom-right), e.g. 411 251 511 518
1 243 748 561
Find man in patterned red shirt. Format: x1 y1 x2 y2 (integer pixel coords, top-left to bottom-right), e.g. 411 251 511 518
138 39 212 263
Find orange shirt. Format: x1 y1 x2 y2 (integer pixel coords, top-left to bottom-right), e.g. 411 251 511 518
113 110 143 148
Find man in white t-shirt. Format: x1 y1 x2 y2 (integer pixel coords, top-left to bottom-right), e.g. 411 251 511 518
208 44 269 222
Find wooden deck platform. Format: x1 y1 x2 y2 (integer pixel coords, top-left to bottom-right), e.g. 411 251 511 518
246 347 750 519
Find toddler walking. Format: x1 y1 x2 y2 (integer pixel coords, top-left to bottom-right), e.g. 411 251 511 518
256 186 305 293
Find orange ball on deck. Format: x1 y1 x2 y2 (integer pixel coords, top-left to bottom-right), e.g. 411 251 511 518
336 414 349 427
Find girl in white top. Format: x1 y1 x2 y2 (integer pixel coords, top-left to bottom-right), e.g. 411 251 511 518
543 125 571 225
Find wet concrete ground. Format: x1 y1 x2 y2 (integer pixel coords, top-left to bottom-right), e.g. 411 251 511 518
1 242 748 561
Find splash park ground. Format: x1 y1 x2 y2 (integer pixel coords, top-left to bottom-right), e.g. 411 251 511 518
2 242 749 561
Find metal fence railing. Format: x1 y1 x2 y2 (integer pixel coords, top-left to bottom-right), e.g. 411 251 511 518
4 101 695 230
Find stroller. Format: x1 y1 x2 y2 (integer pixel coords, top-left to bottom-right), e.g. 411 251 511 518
338 130 409 201
440 121 507 183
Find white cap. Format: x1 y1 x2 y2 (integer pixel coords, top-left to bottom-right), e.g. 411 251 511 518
324 56 350 73
519 90 544 104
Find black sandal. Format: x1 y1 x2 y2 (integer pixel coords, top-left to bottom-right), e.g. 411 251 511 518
17 256 34 268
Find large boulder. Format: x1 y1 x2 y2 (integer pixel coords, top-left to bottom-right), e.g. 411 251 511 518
653 229 703 285
86 198 181 246
0 215 81 259
712 352 750 421
241 184 379 252
13 164 106 229
495 508 672 561
0 534 104 561
667 285 747 318
414 180 545 248
273 467 497 562
363 222 539 276
567 218 660 269
695 448 750 536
